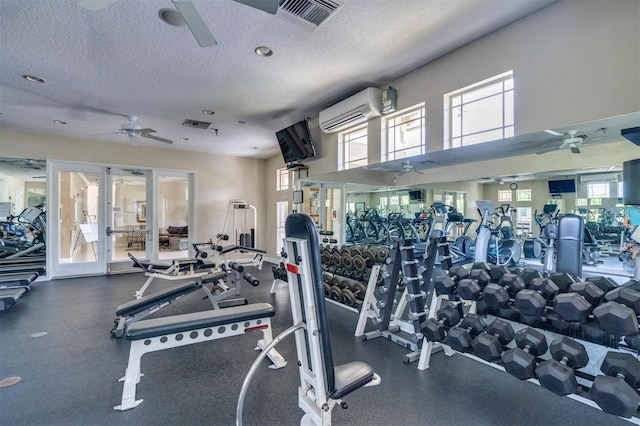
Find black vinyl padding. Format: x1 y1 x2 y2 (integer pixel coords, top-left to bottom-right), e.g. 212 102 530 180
125 302 275 341
557 214 583 278
219 245 267 255
285 214 375 399
200 270 228 284
115 282 201 317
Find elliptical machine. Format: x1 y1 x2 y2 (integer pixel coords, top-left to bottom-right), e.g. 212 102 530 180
474 200 521 267
523 204 559 273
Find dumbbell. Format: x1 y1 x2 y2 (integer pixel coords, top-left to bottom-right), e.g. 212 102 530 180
604 286 640 315
501 327 548 380
586 276 617 294
519 269 543 287
434 274 457 297
549 272 576 293
528 277 559 301
448 264 469 282
374 246 389 263
569 281 605 306
553 292 593 324
481 273 526 310
421 304 462 342
488 265 510 283
590 351 640 418
470 318 515 362
341 281 367 306
445 314 487 352
468 268 492 288
593 301 639 337
535 336 589 395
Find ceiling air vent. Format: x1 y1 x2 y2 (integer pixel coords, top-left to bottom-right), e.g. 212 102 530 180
277 0 343 31
182 119 212 130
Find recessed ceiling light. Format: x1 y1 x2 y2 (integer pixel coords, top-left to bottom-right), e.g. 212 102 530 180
159 8 186 26
53 120 67 125
202 110 215 115
250 146 258 150
23 74 45 83
179 137 189 141
254 46 273 57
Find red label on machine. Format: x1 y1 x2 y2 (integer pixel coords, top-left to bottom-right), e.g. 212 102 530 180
286 263 299 275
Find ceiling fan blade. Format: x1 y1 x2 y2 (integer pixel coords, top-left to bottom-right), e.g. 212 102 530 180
77 0 120 11
172 0 217 47
137 128 156 134
571 146 581 154
414 170 424 175
233 0 280 14
535 145 559 155
141 133 174 144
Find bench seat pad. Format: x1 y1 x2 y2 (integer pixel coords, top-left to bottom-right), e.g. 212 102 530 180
125 302 275 341
116 282 201 317
329 361 375 400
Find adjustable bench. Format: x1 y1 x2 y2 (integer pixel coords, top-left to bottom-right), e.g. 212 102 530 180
237 214 380 425
0 272 39 310
114 302 286 411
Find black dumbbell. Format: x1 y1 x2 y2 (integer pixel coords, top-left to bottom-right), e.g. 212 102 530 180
455 278 483 301
604 287 640 315
535 337 589 395
502 327 548 380
590 351 640 418
468 268 492 288
569 281 605 307
341 281 367 306
421 304 462 342
445 314 487 352
488 265 510 283
528 277 559 301
548 272 577 293
470 318 515 362
448 264 469 282
593 301 639 337
553 292 593 324
586 276 617 294
434 274 457 297
482 273 526 310
519 269 543 287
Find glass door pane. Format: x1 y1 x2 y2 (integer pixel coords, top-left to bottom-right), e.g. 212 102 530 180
107 168 151 273
158 173 190 260
49 162 105 278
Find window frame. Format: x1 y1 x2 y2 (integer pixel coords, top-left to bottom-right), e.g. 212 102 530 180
498 190 512 202
444 70 514 149
276 168 290 191
516 189 531 202
339 125 368 170
382 103 426 162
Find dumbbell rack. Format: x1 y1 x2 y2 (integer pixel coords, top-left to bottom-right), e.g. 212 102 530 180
358 239 432 363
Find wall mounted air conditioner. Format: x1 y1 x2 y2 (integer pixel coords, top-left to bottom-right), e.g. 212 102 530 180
319 87 382 133
578 172 620 183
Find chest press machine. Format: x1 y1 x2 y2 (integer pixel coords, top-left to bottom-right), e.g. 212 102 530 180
236 213 380 426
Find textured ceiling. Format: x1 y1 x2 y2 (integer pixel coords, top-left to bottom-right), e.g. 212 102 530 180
0 0 557 158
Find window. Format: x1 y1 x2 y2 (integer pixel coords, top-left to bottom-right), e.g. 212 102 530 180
515 207 532 236
589 198 602 206
340 126 368 170
383 104 425 161
379 196 388 207
276 168 290 191
389 195 400 206
276 201 289 254
617 181 624 198
400 195 410 205
498 190 512 202
444 70 514 148
587 182 610 198
575 198 588 206
516 189 531 202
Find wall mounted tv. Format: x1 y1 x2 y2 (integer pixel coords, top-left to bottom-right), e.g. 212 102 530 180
276 119 316 165
408 190 424 201
548 179 576 194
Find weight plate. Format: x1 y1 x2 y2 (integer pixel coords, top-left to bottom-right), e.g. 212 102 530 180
340 246 350 255
376 246 389 263
330 285 342 301
350 246 363 257
341 279 351 289
341 288 357 307
323 283 331 298
332 246 340 254
330 277 341 288
352 254 366 272
362 250 375 268
321 251 331 265
342 253 353 269
330 253 342 267
353 282 367 300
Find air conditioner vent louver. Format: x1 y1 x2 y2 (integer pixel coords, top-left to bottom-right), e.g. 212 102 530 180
182 119 212 130
277 0 343 31
318 87 382 134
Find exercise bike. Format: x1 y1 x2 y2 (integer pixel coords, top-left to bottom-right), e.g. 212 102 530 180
474 200 521 267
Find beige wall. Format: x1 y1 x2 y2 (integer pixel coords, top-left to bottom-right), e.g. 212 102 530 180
264 0 639 256
0 129 267 249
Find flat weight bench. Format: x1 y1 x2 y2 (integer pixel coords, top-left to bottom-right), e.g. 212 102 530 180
114 302 286 411
0 272 38 311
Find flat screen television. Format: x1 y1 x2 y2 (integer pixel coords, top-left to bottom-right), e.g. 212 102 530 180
408 190 424 201
276 120 316 165
548 179 576 194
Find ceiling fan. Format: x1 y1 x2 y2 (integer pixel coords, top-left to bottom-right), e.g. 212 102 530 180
77 0 279 47
0 158 45 170
114 116 173 144
535 128 608 155
395 161 424 176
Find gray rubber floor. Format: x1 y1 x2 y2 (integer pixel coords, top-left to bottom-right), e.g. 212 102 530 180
0 265 629 426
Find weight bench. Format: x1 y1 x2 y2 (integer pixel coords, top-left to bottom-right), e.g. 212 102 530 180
114 302 286 411
128 253 218 299
237 214 380 425
216 245 266 270
0 272 39 310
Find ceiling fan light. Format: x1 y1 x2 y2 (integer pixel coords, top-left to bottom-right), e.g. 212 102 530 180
254 46 273 57
23 74 45 83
